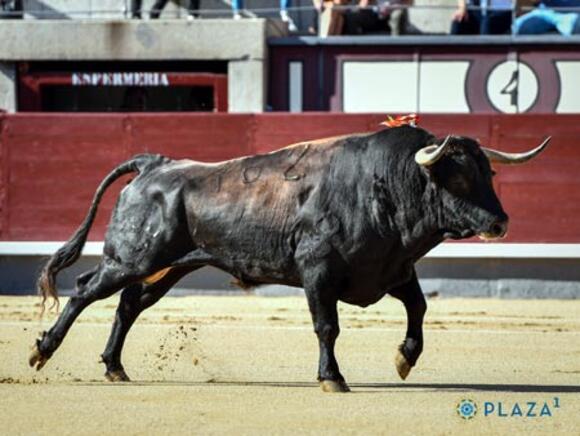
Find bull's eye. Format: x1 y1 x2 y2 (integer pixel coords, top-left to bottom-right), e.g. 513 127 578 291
447 175 470 195
491 170 497 177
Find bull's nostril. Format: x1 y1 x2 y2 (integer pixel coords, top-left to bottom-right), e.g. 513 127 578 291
491 222 507 237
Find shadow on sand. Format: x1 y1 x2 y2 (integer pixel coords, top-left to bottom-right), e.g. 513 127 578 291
78 380 580 393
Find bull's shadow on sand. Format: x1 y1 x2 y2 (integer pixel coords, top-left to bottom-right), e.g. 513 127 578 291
91 381 580 393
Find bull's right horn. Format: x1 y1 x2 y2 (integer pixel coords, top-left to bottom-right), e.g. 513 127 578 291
415 135 452 166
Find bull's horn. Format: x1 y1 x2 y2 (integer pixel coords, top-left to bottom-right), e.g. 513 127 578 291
482 136 551 165
415 135 452 166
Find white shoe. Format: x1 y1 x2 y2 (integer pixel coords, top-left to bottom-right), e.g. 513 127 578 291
187 14 195 21
233 12 242 19
287 17 297 32
280 10 297 32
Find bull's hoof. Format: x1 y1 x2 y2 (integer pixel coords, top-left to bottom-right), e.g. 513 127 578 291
105 369 131 382
395 349 412 380
319 380 351 393
29 344 49 371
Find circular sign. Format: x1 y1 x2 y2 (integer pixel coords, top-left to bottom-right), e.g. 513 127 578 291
486 61 539 113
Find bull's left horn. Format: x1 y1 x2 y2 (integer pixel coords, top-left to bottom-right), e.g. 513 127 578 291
482 136 551 165
415 135 452 166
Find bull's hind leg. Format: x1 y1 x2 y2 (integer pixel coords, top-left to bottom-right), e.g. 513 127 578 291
29 258 144 371
100 268 196 382
388 271 426 380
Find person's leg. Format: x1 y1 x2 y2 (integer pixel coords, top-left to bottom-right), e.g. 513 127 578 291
13 0 23 18
188 0 200 18
280 0 298 31
480 11 490 34
342 9 363 35
573 15 580 34
389 8 406 35
451 9 480 34
150 0 169 19
359 9 383 33
516 14 555 34
232 0 244 17
450 18 463 34
487 10 513 34
130 0 142 18
470 10 483 34
319 0 346 36
1 0 23 19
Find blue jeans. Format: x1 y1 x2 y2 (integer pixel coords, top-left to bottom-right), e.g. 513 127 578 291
451 9 512 34
515 8 580 35
232 0 290 12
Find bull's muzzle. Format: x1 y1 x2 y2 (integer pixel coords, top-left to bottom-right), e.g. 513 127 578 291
478 219 509 241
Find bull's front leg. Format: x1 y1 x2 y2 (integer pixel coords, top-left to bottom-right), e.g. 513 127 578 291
389 271 426 380
303 270 349 393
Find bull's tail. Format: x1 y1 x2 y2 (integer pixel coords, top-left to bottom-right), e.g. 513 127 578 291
37 154 165 312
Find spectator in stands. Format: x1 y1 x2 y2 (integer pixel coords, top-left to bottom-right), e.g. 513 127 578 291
450 0 513 34
0 0 22 19
377 0 412 34
341 0 388 35
130 0 142 18
131 0 200 19
231 0 247 20
317 0 349 35
514 0 580 34
280 0 298 31
319 0 411 36
231 0 298 31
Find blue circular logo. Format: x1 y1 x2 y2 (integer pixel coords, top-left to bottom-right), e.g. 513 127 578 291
457 399 477 420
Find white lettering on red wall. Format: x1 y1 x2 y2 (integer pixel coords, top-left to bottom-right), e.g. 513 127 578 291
71 72 170 86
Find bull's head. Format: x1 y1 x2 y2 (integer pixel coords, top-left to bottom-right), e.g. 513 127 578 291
414 135 550 240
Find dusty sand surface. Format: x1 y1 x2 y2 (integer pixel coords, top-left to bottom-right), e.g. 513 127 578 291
0 295 579 435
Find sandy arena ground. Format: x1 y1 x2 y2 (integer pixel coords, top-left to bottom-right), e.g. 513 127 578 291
0 294 579 435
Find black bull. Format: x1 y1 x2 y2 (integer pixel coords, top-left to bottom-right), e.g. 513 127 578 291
30 126 549 392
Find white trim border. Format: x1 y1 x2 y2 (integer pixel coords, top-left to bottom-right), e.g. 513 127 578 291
0 242 580 259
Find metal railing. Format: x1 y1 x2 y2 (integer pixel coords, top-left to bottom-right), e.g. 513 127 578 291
1 0 579 37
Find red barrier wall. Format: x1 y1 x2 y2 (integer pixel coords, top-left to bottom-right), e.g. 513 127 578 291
0 113 578 242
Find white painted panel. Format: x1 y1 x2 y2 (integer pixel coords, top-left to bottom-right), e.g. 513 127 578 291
0 242 105 256
288 61 303 113
342 61 418 113
426 243 580 259
555 61 580 114
419 61 470 113
3 242 580 259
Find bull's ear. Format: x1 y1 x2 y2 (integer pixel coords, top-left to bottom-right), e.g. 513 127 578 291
415 135 451 167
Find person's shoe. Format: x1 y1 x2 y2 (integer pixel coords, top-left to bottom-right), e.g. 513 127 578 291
280 10 298 32
233 12 242 19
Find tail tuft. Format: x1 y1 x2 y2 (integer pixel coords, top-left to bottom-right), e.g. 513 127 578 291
37 263 58 315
